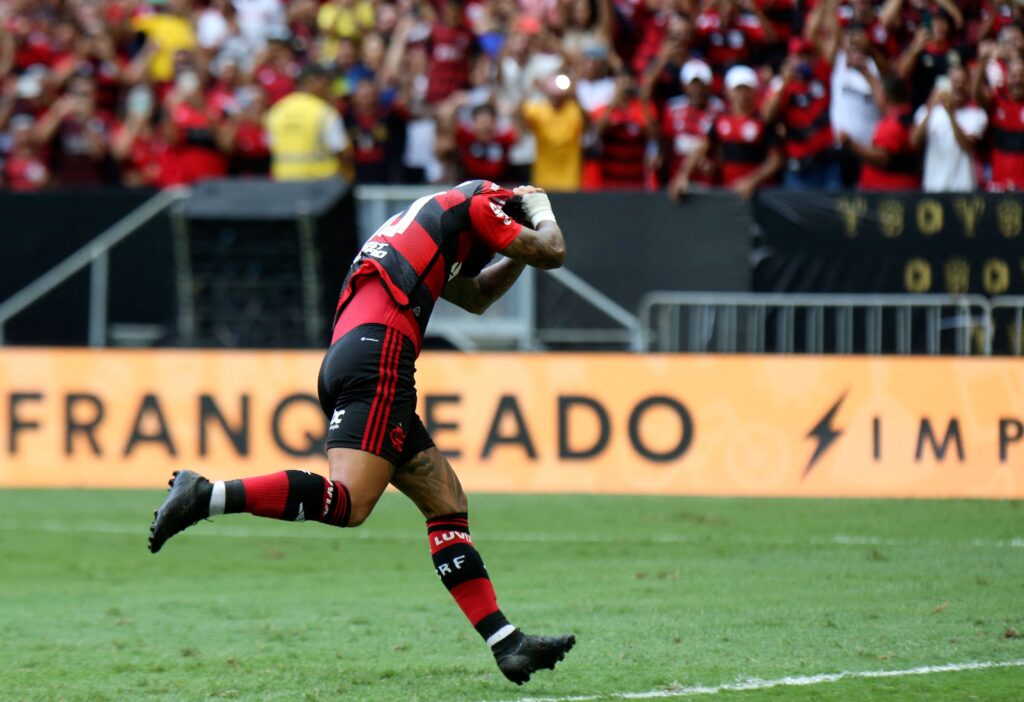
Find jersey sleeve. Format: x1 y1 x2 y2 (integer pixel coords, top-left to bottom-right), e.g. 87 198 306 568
468 193 524 252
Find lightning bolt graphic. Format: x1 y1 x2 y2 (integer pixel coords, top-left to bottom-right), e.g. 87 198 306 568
803 392 848 479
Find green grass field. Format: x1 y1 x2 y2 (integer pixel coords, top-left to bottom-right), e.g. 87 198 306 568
1 490 1022 702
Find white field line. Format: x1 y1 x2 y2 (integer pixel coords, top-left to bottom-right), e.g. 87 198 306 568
0 522 1022 550
482 659 1024 702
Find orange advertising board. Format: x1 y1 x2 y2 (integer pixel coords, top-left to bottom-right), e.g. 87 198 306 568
1 349 1022 497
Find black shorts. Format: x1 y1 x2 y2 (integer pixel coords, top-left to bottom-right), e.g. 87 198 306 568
317 323 435 466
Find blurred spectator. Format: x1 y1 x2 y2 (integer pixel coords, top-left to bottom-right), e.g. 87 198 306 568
439 101 516 182
130 0 198 85
344 77 406 183
110 84 178 187
592 73 657 189
979 0 1024 43
880 0 965 50
426 0 476 103
661 59 723 190
2 115 50 191
521 74 585 191
973 46 1024 191
318 0 376 61
266 64 352 180
234 0 288 47
763 37 839 190
223 86 271 175
827 13 884 186
910 66 987 192
642 13 698 107
841 74 920 191
694 0 775 79
254 29 299 104
33 74 111 186
164 68 230 183
896 8 969 109
673 64 782 199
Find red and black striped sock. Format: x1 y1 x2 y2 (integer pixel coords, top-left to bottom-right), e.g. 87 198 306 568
427 513 517 649
208 470 351 527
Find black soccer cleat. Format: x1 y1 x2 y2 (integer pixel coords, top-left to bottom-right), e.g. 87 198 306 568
148 470 210 554
493 631 576 685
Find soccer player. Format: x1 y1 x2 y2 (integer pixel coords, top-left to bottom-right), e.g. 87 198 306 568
148 181 573 685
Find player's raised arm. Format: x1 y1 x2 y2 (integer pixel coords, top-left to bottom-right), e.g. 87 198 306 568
500 187 566 270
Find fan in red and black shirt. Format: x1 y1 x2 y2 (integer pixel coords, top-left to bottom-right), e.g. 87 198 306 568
148 180 576 685
763 37 840 189
33 75 112 186
694 0 776 79
453 103 517 183
426 1 475 104
842 74 921 191
2 115 50 192
662 59 723 189
343 78 408 183
837 0 897 60
973 49 1024 191
164 73 229 184
673 65 782 200
593 74 658 189
895 9 969 109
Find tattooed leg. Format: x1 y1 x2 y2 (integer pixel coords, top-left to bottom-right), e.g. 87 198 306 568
390 447 468 519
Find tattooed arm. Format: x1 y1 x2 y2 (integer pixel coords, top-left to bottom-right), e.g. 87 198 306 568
442 257 528 314
499 220 566 270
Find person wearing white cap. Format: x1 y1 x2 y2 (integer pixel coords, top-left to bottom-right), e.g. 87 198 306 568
662 59 723 191
671 64 781 200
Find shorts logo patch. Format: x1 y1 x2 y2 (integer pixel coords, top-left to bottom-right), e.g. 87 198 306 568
390 423 406 452
329 409 345 431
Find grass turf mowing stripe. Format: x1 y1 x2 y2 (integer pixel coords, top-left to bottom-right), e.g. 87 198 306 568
2 522 1022 549
484 659 1024 702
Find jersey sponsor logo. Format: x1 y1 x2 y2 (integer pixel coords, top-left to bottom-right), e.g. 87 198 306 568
360 240 389 259
329 408 345 430
432 530 473 548
435 554 468 577
489 201 513 226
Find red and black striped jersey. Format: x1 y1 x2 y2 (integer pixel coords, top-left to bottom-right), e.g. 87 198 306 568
333 180 523 347
990 91 1024 191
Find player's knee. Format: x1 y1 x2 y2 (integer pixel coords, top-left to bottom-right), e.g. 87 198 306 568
346 501 374 527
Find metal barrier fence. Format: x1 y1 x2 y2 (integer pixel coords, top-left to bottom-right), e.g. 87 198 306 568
0 188 188 346
991 296 1024 356
639 292 995 355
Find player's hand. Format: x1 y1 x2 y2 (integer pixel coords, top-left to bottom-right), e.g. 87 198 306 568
519 189 555 227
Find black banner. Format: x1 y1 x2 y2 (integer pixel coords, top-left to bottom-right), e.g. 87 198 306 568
538 191 752 342
753 191 1024 296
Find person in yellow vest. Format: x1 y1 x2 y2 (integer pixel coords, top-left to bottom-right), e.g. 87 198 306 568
265 65 354 181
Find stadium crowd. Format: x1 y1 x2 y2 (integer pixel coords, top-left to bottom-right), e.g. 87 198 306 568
0 0 1023 196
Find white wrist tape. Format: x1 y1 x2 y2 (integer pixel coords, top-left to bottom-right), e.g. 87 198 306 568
521 192 556 228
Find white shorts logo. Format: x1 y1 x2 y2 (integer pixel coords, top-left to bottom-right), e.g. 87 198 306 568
329 409 345 431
